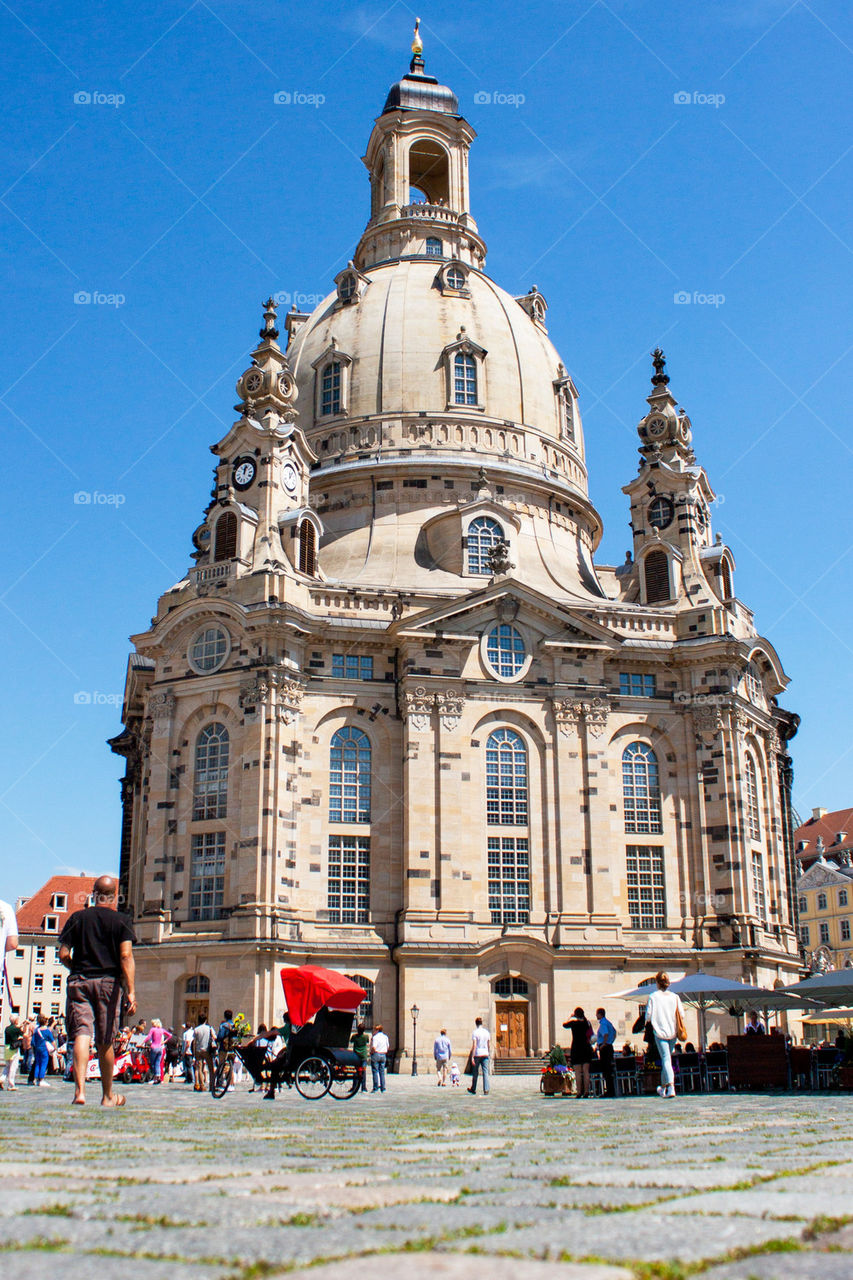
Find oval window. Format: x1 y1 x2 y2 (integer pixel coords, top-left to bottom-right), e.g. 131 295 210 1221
189 627 229 674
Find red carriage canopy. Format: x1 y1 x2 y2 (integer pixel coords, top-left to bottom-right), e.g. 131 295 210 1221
279 966 366 1027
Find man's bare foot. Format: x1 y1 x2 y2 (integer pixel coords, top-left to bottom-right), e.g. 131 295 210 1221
71 1097 86 1105
100 1094 126 1108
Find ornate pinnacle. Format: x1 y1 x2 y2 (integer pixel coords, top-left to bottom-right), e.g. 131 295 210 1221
651 348 670 387
410 16 425 73
260 297 279 343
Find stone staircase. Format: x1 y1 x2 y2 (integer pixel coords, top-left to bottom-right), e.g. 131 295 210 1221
493 1056 547 1076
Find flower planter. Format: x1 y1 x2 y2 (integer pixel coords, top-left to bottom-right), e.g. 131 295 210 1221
541 1071 575 1096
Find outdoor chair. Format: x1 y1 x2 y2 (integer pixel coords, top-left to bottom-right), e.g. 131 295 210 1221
703 1049 729 1091
588 1060 607 1097
614 1056 641 1096
674 1051 702 1093
814 1048 840 1089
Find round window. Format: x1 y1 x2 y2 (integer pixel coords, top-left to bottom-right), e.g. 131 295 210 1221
648 496 674 530
446 266 466 290
485 624 527 680
189 627 229 673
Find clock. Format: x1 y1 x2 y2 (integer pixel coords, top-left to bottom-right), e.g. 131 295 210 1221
282 462 298 494
233 457 257 490
243 370 263 394
646 416 667 438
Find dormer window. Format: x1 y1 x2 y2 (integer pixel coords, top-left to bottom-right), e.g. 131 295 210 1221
446 265 466 290
43 915 58 932
553 370 579 446
334 263 368 306
51 894 67 911
455 352 477 405
425 237 442 258
339 274 355 302
312 343 353 421
466 516 504 575
321 362 341 416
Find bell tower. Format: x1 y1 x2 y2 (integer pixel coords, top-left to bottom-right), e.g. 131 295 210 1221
355 20 486 270
621 350 736 613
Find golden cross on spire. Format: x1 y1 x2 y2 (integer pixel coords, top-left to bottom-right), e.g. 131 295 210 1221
412 17 423 56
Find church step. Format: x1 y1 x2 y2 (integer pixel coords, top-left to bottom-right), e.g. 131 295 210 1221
493 1056 547 1075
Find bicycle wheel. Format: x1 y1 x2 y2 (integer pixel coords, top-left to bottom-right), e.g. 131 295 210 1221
211 1056 233 1099
328 1069 362 1100
294 1056 332 1099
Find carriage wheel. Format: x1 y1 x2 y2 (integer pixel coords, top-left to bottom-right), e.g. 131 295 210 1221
328 1070 362 1100
294 1056 332 1099
211 1057 233 1099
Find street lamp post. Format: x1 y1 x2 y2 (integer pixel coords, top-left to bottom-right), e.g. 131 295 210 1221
411 1003 419 1076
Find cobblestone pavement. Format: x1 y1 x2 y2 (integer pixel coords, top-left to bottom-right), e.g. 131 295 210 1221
1 1077 852 1279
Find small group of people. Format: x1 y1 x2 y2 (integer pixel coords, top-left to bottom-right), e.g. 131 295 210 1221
562 974 686 1100
2 1013 68 1089
429 1018 491 1094
351 1022 390 1092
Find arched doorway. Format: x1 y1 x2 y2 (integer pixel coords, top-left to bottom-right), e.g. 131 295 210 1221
493 976 530 1059
184 974 210 1026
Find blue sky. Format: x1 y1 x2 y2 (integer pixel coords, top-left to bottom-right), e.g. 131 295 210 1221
1 1 851 896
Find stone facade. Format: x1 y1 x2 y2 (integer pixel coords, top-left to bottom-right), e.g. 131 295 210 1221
111 39 801 1060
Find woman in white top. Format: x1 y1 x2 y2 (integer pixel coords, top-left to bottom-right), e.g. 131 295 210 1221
644 972 684 1099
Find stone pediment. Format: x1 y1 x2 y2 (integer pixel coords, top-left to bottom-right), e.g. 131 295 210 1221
395 579 623 649
797 861 851 890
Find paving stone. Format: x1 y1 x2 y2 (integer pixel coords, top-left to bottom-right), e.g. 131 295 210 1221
458 1213 806 1264
656 1189 853 1219
282 1254 633 1279
701 1255 853 1280
0 1258 230 1280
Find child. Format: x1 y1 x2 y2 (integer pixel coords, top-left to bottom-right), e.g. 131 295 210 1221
449 1061 460 1087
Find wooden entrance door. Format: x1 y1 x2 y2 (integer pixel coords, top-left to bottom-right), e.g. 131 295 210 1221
495 1001 529 1058
185 998 209 1027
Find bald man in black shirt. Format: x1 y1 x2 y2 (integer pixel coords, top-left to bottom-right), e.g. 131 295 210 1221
59 875 136 1107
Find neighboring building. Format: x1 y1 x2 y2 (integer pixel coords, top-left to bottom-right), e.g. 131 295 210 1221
1 875 93 1031
796 860 853 972
794 806 853 872
109 31 801 1059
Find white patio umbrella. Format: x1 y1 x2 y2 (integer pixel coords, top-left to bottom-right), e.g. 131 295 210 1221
781 969 853 1007
801 1007 853 1025
614 971 822 1049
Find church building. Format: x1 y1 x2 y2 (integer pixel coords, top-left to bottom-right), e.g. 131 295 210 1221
111 29 801 1060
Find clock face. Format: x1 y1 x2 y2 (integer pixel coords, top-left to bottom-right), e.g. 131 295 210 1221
646 416 667 438
233 458 256 490
244 371 263 393
282 462 298 494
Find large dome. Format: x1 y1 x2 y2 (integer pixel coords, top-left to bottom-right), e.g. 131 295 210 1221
288 258 586 472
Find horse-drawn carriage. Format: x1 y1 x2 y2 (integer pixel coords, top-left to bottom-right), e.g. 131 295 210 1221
212 966 365 1101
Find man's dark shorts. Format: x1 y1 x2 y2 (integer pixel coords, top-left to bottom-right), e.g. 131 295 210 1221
66 975 121 1045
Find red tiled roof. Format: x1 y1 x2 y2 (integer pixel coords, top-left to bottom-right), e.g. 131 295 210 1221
14 875 98 934
794 807 853 855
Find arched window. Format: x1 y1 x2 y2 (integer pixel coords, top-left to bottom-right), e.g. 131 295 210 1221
186 975 210 994
214 512 237 561
425 236 442 257
622 742 662 834
299 521 316 576
719 560 732 599
345 974 374 1027
559 387 575 442
486 728 528 825
454 352 478 405
486 624 526 680
193 723 229 820
648 497 674 530
745 754 761 842
467 516 503 575
644 548 670 603
494 976 528 997
321 361 342 416
744 662 764 706
446 265 466 290
330 726 371 823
